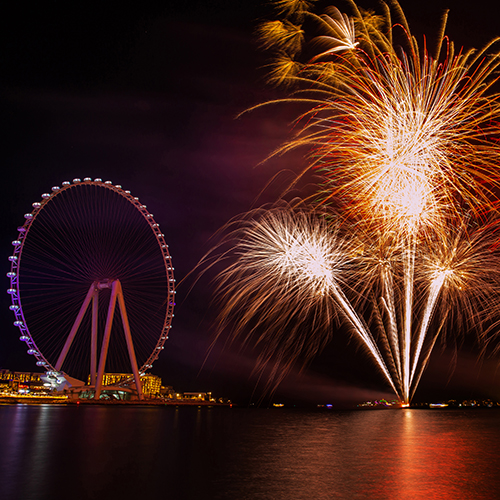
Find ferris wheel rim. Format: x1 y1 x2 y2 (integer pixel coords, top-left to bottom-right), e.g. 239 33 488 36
7 177 175 376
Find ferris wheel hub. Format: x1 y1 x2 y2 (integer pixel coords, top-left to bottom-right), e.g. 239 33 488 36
97 279 114 289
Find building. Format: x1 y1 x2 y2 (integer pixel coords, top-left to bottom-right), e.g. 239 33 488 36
0 370 48 394
86 372 162 398
182 392 214 402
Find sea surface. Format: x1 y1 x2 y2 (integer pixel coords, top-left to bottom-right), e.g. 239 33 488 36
0 404 499 500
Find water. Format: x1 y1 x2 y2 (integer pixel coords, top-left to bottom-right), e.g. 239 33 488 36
1 405 499 500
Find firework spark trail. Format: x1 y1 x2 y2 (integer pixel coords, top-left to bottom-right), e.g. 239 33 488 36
402 235 415 403
406 224 499 399
381 267 401 383
214 207 399 394
310 7 359 58
260 32 500 223
410 269 448 387
328 280 398 395
215 1 500 403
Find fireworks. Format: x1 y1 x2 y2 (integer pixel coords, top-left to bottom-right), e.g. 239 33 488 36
216 1 500 403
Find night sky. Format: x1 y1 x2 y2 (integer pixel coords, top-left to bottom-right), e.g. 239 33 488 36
2 0 500 407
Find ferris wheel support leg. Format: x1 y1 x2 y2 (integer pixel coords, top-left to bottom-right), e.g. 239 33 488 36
90 291 99 387
55 282 97 372
95 280 119 400
116 281 144 400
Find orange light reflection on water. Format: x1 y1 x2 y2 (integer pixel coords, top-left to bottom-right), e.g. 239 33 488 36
244 409 500 499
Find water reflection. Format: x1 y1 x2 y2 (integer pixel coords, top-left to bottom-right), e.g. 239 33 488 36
0 406 499 499
214 409 500 499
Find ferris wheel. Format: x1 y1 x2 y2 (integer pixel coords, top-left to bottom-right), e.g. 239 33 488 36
7 178 175 399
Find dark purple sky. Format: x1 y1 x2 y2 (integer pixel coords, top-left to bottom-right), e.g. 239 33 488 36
2 0 500 406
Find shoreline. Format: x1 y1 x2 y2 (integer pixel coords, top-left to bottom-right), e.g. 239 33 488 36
0 396 231 406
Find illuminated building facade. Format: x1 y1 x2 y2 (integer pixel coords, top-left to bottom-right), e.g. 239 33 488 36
0 370 47 394
86 372 162 398
182 392 214 402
